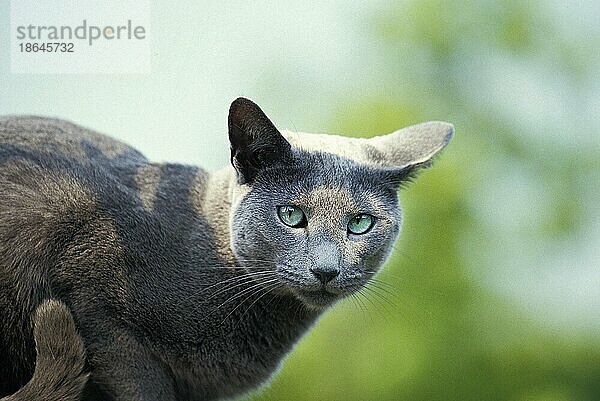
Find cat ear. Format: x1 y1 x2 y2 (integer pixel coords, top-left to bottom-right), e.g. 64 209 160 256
367 121 454 188
367 121 454 183
368 121 454 168
228 97 292 184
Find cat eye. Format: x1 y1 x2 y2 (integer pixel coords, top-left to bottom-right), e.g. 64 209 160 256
277 205 307 228
347 214 375 235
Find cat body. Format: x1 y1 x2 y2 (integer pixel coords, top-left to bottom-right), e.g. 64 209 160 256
0 99 453 400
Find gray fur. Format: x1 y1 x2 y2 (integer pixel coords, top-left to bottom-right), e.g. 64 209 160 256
0 98 453 400
1 300 88 401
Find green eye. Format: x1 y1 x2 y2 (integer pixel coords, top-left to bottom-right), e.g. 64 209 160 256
277 205 307 228
348 214 374 235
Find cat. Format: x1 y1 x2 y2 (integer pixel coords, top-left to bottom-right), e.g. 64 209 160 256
0 300 88 401
0 98 453 401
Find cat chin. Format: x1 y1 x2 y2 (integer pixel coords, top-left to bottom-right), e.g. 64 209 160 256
292 288 341 310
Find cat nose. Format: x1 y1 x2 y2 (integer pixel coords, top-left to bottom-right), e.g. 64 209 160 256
309 267 340 284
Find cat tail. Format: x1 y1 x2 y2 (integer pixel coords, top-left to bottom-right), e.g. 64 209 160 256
1 300 90 401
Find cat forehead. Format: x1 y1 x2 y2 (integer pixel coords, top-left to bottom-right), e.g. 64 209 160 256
262 147 380 192
281 130 380 167
292 186 359 211
253 154 395 212
290 185 391 216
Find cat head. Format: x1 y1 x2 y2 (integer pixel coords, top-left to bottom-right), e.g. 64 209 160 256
228 97 453 309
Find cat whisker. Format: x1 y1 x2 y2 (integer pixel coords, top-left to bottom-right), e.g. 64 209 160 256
363 282 397 307
365 269 405 282
365 278 398 296
366 280 397 295
346 293 359 313
353 287 375 309
208 278 280 317
353 290 381 322
203 272 276 299
359 285 397 317
229 282 283 327
348 293 371 323
200 271 274 296
357 291 393 319
218 281 281 326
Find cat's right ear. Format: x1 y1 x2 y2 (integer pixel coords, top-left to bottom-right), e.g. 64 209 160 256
228 97 292 184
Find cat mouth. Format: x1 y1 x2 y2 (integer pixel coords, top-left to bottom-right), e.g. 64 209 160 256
294 288 340 308
275 269 346 308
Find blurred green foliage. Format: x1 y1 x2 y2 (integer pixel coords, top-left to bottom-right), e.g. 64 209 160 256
248 1 599 400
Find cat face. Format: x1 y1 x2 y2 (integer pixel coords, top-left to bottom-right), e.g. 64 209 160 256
227 98 453 309
231 152 402 308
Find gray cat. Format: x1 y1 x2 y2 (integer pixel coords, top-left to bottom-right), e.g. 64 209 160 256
0 98 453 401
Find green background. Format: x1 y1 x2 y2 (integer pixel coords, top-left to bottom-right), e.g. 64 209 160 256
1 1 598 400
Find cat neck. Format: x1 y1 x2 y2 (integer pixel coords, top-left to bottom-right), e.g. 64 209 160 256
200 167 239 264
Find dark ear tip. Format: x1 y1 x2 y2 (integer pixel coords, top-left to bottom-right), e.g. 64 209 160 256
231 97 254 106
229 97 258 117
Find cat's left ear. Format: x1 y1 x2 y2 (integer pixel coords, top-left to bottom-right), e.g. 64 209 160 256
367 121 454 183
228 97 292 184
